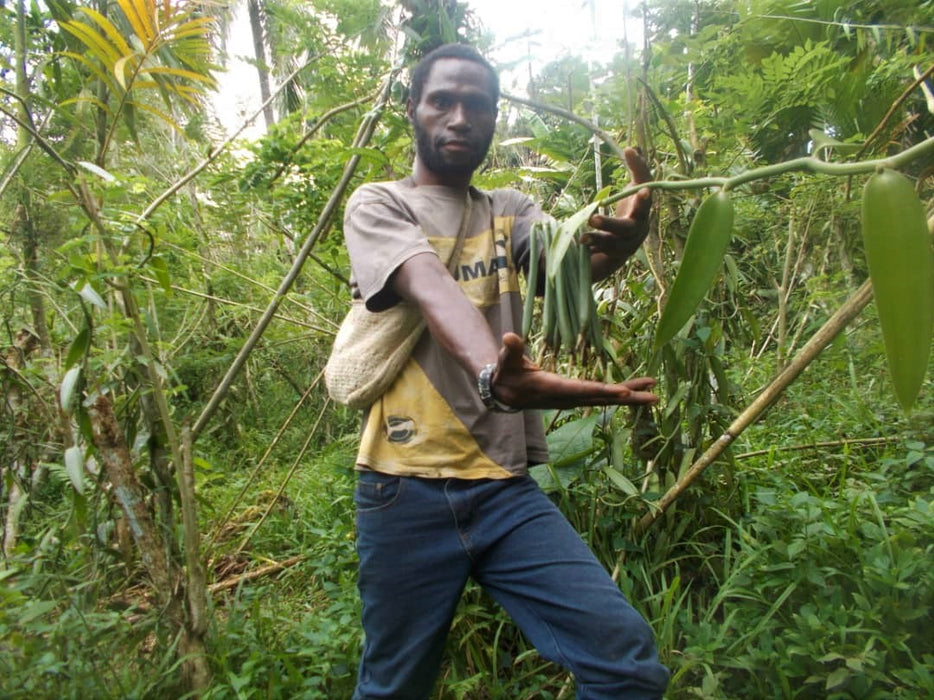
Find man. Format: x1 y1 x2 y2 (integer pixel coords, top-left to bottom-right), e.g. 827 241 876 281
342 43 670 699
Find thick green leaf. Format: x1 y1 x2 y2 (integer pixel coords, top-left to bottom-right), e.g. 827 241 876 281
546 414 600 467
76 282 107 309
77 160 116 182
60 366 81 411
603 466 640 497
150 256 172 294
64 446 85 494
64 327 91 371
547 201 599 280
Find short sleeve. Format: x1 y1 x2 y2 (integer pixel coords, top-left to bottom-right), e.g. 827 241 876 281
343 184 437 311
496 189 549 279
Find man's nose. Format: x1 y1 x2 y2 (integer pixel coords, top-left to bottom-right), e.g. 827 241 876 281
448 103 470 130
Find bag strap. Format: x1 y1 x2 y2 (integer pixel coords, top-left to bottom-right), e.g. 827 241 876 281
444 191 473 274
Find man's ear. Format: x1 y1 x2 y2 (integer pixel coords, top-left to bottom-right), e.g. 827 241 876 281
406 99 415 124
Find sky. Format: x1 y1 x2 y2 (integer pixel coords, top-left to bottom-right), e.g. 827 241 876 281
212 0 642 137
468 0 641 90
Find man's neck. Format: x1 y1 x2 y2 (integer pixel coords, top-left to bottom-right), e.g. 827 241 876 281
410 158 472 190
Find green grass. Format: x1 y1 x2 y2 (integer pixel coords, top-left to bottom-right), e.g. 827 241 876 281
2 320 931 699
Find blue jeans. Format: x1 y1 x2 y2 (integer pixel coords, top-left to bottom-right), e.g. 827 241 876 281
352 471 670 699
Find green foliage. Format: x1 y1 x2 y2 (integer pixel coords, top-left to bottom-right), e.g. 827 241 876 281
671 454 934 698
201 453 362 699
2 0 933 697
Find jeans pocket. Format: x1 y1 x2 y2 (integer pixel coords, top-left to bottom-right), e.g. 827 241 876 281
354 471 404 513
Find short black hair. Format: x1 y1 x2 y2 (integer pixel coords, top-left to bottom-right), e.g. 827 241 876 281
409 43 500 108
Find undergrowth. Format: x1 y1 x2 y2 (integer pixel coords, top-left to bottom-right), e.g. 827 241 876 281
1 328 931 699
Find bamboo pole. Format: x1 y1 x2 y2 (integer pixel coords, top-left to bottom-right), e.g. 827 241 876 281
733 436 896 461
191 66 401 441
634 278 874 536
602 135 934 207
178 425 211 692
207 368 324 547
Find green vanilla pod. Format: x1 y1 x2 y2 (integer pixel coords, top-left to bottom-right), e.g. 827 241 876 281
523 222 542 339
543 276 558 349
563 242 582 343
555 251 576 351
655 190 735 348
577 235 593 333
861 168 934 412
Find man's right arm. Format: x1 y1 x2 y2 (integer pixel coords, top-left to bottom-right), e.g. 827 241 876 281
390 251 658 410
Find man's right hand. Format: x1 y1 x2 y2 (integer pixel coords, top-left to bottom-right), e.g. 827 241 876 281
492 332 658 410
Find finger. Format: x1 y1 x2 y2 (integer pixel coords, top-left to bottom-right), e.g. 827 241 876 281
589 189 651 231
550 376 657 405
578 386 658 407
621 376 657 391
586 215 640 237
552 388 658 409
612 185 652 221
580 229 641 254
623 146 653 184
497 332 528 373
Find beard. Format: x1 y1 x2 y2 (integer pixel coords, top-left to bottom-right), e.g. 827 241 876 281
413 119 493 178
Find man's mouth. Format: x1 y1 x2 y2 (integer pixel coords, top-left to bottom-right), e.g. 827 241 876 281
440 140 471 152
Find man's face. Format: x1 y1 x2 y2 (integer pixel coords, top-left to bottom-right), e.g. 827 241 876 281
409 58 498 183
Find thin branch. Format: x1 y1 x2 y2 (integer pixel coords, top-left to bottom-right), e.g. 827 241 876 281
307 251 351 288
235 394 331 555
268 90 380 185
263 218 352 288
750 15 934 33
158 240 334 324
637 78 689 175
136 50 330 225
206 369 322 547
0 101 76 175
208 555 305 594
503 92 627 161
634 279 875 536
734 437 897 461
856 63 934 159
138 276 334 333
0 142 35 201
191 65 402 441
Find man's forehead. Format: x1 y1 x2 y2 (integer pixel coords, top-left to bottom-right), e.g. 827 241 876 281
423 58 495 96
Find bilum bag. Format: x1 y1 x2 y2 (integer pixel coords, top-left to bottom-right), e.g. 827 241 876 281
324 191 473 409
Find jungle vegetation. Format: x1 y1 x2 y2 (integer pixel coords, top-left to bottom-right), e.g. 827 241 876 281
1 1 932 697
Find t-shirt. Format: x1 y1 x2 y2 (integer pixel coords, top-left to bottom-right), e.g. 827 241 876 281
342 177 550 479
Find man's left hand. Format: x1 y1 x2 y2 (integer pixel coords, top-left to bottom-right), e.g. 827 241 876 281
581 147 653 278
492 333 658 410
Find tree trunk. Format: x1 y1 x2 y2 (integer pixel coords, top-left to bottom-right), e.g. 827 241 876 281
2 328 40 556
87 394 210 695
88 395 178 597
13 2 50 351
247 0 275 129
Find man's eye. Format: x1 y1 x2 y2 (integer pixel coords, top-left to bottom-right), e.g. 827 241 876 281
465 98 491 113
432 95 451 109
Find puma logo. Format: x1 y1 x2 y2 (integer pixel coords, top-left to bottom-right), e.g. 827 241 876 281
386 416 417 444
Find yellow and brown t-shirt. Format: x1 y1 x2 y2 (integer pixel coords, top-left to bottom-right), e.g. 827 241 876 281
342 178 549 479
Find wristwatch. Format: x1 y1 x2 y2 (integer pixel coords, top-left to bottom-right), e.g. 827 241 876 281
477 363 520 413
